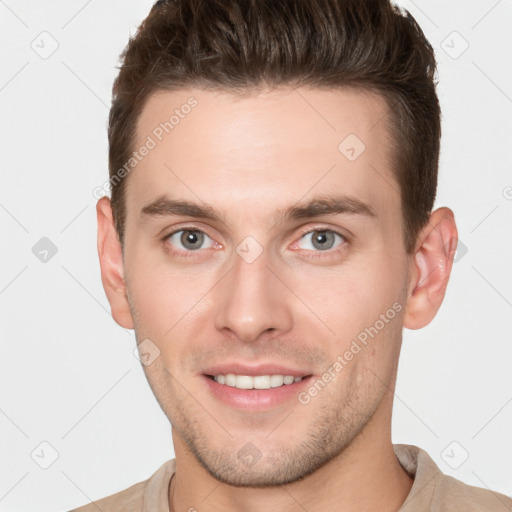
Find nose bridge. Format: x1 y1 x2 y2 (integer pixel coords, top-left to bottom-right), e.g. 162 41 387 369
213 243 293 342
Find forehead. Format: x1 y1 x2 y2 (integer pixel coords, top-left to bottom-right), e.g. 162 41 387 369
127 86 398 224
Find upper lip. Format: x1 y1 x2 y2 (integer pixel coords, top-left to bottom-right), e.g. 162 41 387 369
202 362 313 377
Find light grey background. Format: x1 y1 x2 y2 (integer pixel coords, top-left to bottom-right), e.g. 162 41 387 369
0 1 511 510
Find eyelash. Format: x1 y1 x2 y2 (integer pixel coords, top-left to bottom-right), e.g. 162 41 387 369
161 225 349 259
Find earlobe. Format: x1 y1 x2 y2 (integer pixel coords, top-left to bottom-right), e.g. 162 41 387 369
96 197 134 330
403 207 458 330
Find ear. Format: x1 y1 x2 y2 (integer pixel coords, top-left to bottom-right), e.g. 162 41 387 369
96 197 134 330
403 207 458 330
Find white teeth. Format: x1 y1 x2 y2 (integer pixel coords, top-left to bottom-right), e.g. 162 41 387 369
254 375 271 389
212 374 304 390
270 375 285 387
236 375 254 389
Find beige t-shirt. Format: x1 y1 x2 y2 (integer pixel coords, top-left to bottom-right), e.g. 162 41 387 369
70 444 511 511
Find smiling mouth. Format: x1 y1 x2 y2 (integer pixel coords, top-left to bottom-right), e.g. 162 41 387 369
205 373 312 390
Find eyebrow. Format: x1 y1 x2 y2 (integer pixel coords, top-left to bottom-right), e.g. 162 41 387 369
139 193 376 225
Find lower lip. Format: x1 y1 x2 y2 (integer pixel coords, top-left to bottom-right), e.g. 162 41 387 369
202 375 313 411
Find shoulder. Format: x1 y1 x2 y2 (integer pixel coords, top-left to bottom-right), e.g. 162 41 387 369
431 472 512 511
69 480 147 512
394 444 512 512
68 459 176 512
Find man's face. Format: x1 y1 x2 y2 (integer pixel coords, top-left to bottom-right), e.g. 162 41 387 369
121 86 411 486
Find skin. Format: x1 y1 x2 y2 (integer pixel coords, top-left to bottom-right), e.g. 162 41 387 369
97 86 458 511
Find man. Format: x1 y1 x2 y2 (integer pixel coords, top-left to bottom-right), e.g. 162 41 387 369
72 0 511 510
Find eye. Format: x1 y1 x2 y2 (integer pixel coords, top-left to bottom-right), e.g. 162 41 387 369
164 229 215 252
296 229 346 252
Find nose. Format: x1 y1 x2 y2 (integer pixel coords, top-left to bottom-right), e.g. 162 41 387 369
213 247 293 343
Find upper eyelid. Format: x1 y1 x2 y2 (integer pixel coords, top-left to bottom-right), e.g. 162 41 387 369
164 225 215 241
295 225 348 240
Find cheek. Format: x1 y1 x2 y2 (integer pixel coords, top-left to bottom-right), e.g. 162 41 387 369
283 252 406 364
126 251 220 341
288 255 402 323
347 246 407 309
126 260 185 333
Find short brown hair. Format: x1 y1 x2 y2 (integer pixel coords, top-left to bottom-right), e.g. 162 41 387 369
108 0 441 254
